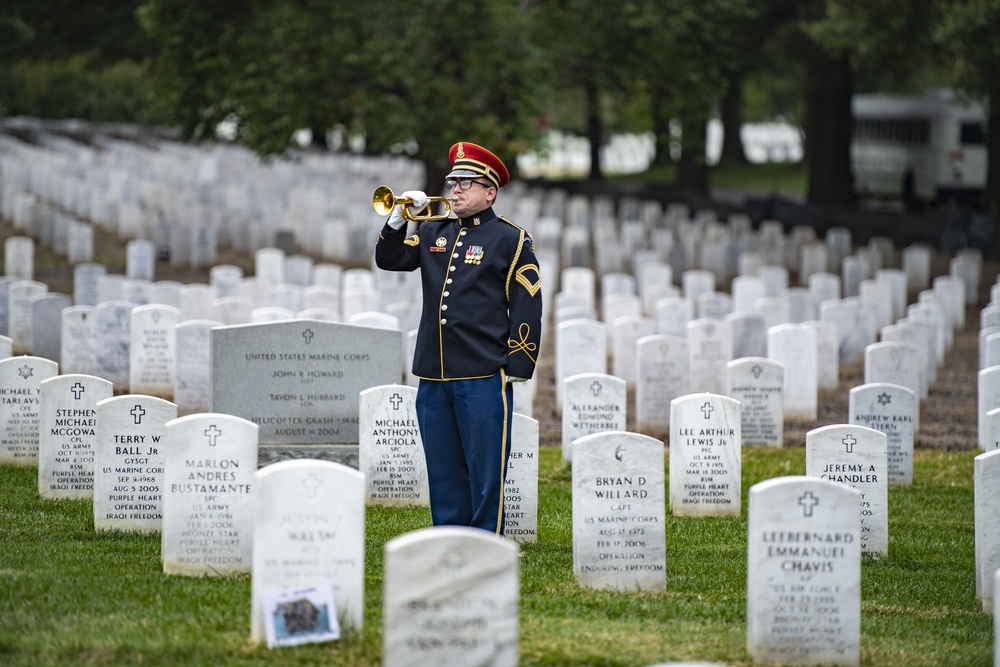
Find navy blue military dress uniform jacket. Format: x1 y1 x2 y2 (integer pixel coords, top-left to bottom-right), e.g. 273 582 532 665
374 206 543 381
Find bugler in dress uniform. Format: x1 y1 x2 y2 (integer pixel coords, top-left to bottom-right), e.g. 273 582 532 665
374 141 543 536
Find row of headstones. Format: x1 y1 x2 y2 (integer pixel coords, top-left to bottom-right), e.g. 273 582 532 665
12 351 998 665
557 253 962 350
975 274 1000 452
1 234 421 327
0 356 540 542
0 131 424 264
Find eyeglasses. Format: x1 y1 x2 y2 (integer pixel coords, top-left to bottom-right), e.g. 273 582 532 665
445 178 491 191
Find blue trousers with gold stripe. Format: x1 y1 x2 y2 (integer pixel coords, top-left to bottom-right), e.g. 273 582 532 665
415 373 513 535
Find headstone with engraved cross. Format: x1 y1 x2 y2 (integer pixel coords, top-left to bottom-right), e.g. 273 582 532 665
0 355 59 466
561 373 626 463
250 459 366 642
636 334 689 435
93 395 177 532
38 374 113 499
669 393 742 517
359 385 429 506
130 304 180 399
161 413 258 575
212 320 402 449
727 357 784 447
746 476 861 666
806 424 888 559
383 526 520 667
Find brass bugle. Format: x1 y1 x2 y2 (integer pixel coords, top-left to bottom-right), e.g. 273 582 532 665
372 185 452 222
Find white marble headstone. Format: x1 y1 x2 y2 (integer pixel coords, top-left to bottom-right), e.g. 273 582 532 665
728 357 784 447
93 395 177 532
250 459 365 641
561 373 626 462
635 334 689 434
669 394 741 516
747 476 861 666
162 413 258 575
767 324 818 421
849 383 916 485
129 304 180 399
95 301 133 392
504 413 539 543
974 449 1000 611
687 318 732 395
359 385 428 506
383 527 519 667
806 424 888 559
38 374 112 499
572 431 666 590
0 355 59 465
174 320 220 416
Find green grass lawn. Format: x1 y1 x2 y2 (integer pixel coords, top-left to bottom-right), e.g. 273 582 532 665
0 447 992 666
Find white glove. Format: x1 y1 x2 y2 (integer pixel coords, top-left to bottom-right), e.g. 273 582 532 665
387 203 407 230
387 190 429 230
507 375 529 383
402 190 429 209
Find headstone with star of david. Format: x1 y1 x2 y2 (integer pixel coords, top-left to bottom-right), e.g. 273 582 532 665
727 357 784 447
0 355 59 465
250 459 365 642
382 526 520 667
38 374 113 499
129 304 180 399
687 318 733 395
92 395 177 532
571 431 666 591
806 424 888 559
635 334 689 435
358 385 428 507
211 319 402 448
848 383 916 486
669 393 742 517
60 305 97 375
767 324 818 421
561 373 626 463
94 301 134 393
161 413 258 575
746 476 861 666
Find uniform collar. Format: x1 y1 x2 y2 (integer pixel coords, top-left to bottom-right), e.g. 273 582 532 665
458 206 497 228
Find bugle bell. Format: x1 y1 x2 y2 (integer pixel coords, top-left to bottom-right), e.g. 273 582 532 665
372 185 452 222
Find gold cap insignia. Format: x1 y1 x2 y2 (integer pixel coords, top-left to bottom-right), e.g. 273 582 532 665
456 142 465 158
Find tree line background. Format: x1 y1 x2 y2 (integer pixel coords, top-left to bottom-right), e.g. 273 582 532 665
1 0 998 215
